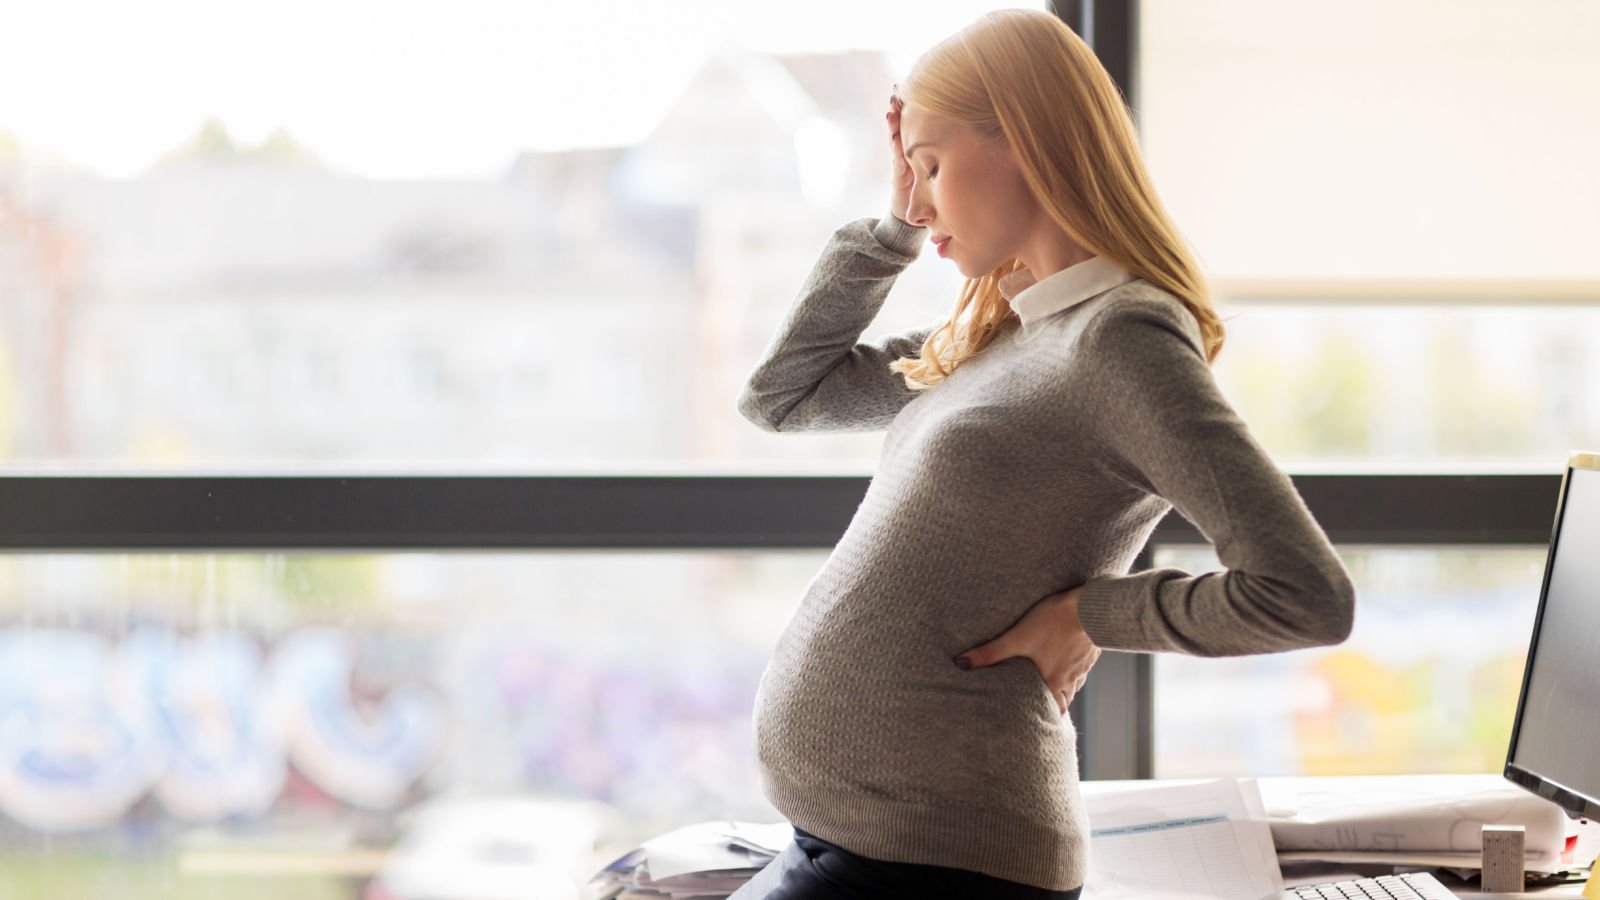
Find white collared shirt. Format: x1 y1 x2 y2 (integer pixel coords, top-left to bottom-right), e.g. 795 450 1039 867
1000 256 1136 332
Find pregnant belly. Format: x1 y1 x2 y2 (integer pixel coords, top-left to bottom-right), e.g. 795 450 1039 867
753 639 1072 806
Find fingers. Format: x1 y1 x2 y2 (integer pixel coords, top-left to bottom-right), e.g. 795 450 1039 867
954 636 1013 671
1057 676 1089 717
957 646 1087 716
1051 672 1090 716
953 581 1100 717
885 87 914 223
1056 681 1085 714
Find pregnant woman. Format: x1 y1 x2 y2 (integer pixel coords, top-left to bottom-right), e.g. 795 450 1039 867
733 9 1355 899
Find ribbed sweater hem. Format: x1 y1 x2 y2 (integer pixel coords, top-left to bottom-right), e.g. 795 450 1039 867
872 209 927 256
762 768 1086 892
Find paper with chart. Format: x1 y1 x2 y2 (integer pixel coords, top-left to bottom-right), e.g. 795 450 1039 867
1082 778 1283 900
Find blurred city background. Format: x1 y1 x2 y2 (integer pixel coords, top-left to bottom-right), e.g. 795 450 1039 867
0 0 1597 896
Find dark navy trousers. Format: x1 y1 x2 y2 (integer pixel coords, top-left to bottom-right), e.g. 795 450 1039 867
759 828 1084 900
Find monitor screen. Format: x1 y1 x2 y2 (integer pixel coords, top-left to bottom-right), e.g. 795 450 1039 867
1505 459 1600 820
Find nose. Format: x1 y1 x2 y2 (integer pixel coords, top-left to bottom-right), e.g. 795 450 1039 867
904 179 934 229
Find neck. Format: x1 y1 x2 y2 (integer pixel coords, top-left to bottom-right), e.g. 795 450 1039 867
1018 220 1093 281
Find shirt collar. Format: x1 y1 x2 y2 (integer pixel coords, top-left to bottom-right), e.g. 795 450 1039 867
1000 256 1136 331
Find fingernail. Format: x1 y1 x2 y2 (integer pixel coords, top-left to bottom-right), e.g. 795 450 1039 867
955 656 971 670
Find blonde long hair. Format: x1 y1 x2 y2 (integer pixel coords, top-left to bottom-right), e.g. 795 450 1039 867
888 8 1223 390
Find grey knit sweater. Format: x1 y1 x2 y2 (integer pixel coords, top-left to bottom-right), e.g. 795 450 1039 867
735 213 1355 891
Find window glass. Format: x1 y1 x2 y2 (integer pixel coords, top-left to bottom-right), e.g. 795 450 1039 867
1152 546 1545 777
1141 0 1600 281
1210 306 1600 466
0 550 819 898
0 1 1039 471
1140 0 1600 465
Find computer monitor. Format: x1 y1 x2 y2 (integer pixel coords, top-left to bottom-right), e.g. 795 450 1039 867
1503 451 1600 822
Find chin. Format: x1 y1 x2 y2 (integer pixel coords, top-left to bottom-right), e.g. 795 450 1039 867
954 256 997 279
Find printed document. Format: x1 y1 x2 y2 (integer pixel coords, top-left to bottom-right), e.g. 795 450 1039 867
1082 778 1284 900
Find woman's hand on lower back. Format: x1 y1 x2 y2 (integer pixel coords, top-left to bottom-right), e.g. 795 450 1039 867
954 585 1103 716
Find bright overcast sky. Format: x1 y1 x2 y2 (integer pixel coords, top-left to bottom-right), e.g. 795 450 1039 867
2 0 1028 178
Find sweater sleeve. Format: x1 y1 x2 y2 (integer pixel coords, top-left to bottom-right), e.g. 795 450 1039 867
1072 289 1356 657
735 213 937 433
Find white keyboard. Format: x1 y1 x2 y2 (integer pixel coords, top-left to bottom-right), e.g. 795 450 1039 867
1284 871 1460 899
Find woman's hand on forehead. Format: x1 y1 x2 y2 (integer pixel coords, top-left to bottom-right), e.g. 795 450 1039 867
886 84 915 225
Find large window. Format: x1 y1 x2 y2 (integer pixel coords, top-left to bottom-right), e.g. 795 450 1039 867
4 1 1591 895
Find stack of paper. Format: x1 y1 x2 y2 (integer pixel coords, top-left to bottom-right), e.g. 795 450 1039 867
1259 774 1575 872
589 821 791 900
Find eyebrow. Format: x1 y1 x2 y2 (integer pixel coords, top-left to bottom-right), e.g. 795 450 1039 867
903 141 938 160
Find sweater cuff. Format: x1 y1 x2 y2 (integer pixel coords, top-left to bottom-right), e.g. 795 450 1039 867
872 210 927 258
1076 574 1149 651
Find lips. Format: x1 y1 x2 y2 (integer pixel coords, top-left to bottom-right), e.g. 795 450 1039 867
933 236 952 256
